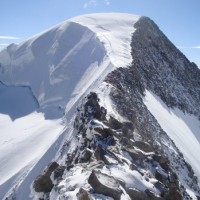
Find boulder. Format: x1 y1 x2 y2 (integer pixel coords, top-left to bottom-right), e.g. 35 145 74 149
125 148 145 161
196 196 200 200
76 188 93 200
108 116 123 129
122 122 134 131
152 154 169 171
94 127 113 138
165 184 182 200
80 149 93 163
94 145 105 161
119 137 129 146
154 181 166 196
53 165 66 181
33 162 59 193
88 170 122 200
133 141 153 152
129 163 138 171
145 189 163 200
155 170 167 183
127 188 148 200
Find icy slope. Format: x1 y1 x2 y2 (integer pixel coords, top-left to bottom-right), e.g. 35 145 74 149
144 90 200 185
0 83 64 199
0 112 63 186
0 13 140 119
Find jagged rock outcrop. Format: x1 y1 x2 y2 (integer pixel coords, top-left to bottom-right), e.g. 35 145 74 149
32 92 187 199
131 16 200 118
33 162 59 193
88 170 122 200
105 16 200 199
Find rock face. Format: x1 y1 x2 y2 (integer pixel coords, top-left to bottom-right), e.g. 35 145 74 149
88 170 122 200
33 92 183 199
76 188 93 200
131 17 200 117
126 188 148 200
33 162 59 193
105 16 200 199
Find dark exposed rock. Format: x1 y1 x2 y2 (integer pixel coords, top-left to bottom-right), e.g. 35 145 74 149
121 122 134 137
133 141 153 152
152 154 169 171
33 162 59 193
53 165 66 181
94 145 106 161
103 155 117 165
165 184 182 200
94 127 113 138
84 92 106 120
127 188 148 200
154 181 166 196
155 170 167 183
196 195 200 200
108 116 123 129
104 16 200 197
122 122 134 131
145 189 163 200
76 188 93 200
67 164 74 171
66 153 74 165
80 149 93 163
88 170 122 200
124 147 145 162
106 135 116 146
119 137 129 146
129 163 138 171
168 171 178 183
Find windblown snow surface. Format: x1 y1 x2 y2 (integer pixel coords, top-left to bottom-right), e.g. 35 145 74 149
0 13 140 199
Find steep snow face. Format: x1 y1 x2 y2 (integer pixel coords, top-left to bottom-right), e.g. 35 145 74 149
144 90 200 185
70 13 140 68
0 112 63 199
0 82 39 120
0 13 140 119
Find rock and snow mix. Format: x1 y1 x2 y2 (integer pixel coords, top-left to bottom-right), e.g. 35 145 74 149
31 92 185 200
0 13 200 200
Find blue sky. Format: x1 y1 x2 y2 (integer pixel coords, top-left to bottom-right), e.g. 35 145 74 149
0 0 199 67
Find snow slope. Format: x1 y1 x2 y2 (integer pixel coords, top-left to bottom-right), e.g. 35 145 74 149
0 13 140 199
144 90 200 185
0 13 140 119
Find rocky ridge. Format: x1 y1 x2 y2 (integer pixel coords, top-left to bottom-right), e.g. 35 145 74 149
32 92 189 199
130 17 200 118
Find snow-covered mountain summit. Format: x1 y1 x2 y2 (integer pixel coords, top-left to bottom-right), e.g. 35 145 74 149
0 13 140 119
0 13 200 200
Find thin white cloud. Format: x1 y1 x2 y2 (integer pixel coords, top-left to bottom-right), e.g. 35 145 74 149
83 0 110 8
178 45 200 49
104 0 111 6
0 36 20 40
0 43 9 46
83 0 97 8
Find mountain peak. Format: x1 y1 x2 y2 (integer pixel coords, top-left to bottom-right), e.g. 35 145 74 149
1 13 200 200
